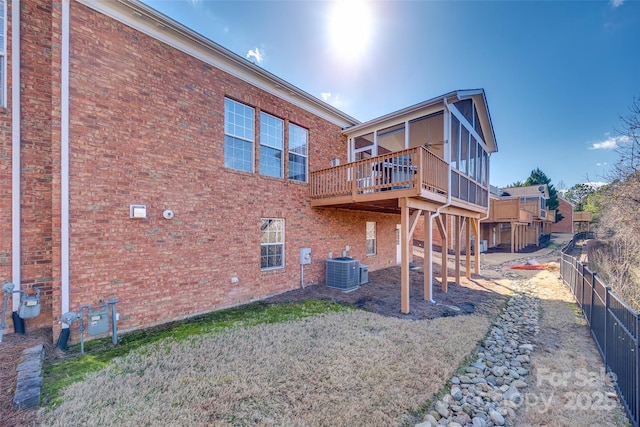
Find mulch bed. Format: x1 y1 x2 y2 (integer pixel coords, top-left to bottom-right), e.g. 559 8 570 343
0 328 51 427
265 264 509 320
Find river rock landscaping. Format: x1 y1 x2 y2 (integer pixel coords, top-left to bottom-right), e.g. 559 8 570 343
418 279 539 427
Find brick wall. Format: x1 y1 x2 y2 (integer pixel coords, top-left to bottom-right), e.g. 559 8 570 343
551 197 573 234
0 0 56 334
45 2 401 335
0 0 13 335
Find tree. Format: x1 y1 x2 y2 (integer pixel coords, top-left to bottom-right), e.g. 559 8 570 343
565 183 596 211
522 168 564 223
581 183 610 222
589 96 640 309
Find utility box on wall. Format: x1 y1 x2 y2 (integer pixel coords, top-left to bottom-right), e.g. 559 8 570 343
300 248 312 265
87 307 110 336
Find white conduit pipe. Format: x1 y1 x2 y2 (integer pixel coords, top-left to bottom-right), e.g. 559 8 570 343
60 0 70 324
11 0 21 310
427 97 453 303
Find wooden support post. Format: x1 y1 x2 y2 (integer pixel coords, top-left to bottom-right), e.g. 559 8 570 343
511 223 516 253
409 209 423 240
400 198 410 314
465 217 471 279
472 218 480 275
455 216 461 285
436 214 449 293
424 211 432 302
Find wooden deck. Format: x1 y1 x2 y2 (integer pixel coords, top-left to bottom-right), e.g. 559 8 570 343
487 198 533 223
310 147 485 215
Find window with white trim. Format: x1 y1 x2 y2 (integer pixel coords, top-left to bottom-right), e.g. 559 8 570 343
366 221 376 256
224 97 254 172
288 123 308 182
259 112 283 178
261 218 284 270
0 0 5 107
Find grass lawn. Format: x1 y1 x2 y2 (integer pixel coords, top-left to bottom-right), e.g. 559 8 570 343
39 301 491 426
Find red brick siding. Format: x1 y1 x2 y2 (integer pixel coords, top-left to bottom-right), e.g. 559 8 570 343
551 197 573 234
0 0 14 335
0 0 55 333
53 3 398 334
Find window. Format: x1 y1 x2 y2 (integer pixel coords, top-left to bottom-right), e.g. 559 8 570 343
460 126 469 175
288 123 308 182
261 218 284 270
0 0 5 106
224 98 254 172
451 115 459 168
366 222 376 255
259 112 283 178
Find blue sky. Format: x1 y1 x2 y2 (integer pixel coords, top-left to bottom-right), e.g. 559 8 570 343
144 0 639 189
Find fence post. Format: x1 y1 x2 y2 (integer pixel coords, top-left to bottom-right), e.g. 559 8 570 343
604 285 609 367
590 269 595 327
637 313 640 427
580 262 585 308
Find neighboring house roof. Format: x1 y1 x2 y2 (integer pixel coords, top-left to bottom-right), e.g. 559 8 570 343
342 89 498 154
557 196 574 207
501 184 549 199
80 0 360 128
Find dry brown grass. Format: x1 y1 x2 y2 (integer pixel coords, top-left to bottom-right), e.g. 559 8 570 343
517 265 629 426
38 310 490 426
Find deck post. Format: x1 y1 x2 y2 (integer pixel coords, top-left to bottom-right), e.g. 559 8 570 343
455 216 461 285
436 214 448 292
424 211 433 301
511 223 515 253
465 217 471 279
472 218 480 275
400 198 410 314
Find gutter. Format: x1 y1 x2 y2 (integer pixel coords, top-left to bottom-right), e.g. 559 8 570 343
427 97 454 303
11 0 21 310
60 0 70 325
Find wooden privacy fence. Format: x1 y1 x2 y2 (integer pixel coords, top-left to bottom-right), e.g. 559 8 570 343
560 232 639 427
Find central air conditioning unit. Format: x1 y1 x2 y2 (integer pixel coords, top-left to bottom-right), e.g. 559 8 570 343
326 257 360 291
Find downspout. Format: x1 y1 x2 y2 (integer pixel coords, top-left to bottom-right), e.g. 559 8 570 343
427 97 453 302
60 0 70 326
11 0 21 310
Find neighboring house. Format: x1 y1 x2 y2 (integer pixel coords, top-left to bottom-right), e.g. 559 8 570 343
574 211 593 232
551 197 574 234
480 185 556 252
1 0 498 342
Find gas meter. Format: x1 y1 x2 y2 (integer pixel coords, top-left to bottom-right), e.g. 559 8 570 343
17 286 41 319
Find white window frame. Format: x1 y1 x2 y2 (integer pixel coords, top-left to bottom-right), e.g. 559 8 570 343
288 123 308 183
259 112 284 178
366 221 376 256
261 218 285 270
224 97 255 172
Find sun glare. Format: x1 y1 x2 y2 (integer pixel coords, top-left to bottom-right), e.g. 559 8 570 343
328 0 374 63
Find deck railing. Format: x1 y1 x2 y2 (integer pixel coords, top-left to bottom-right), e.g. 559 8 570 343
574 211 593 222
309 147 448 200
560 232 638 427
488 198 533 223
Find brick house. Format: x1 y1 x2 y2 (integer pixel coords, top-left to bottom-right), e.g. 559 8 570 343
1 0 498 342
551 196 574 234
